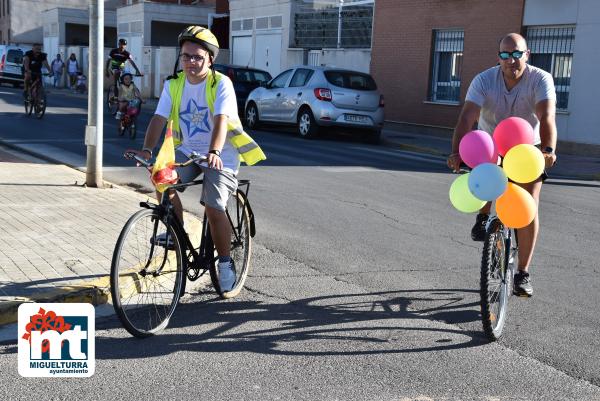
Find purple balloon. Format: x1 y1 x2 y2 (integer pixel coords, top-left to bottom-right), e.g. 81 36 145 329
459 130 496 168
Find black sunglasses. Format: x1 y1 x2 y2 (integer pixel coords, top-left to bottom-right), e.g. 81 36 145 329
498 50 526 60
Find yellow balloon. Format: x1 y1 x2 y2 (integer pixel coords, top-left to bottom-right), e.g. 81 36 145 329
503 144 545 183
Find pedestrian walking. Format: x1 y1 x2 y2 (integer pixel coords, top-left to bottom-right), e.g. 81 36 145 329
66 53 80 89
50 54 65 88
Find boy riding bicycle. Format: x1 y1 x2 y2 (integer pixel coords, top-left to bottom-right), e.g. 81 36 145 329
130 26 265 293
105 38 142 97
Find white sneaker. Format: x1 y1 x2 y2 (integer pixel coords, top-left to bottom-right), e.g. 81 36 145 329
218 259 236 292
151 232 174 248
115 111 122 120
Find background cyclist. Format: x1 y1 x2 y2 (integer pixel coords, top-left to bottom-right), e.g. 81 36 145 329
105 38 142 98
22 43 53 100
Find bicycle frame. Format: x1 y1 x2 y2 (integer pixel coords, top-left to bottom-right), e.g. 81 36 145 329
136 176 255 282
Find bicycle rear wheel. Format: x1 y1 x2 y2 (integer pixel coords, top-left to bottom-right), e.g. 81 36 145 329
111 209 185 338
480 222 511 341
210 190 252 299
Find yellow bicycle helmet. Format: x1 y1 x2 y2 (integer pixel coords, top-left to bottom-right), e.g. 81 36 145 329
178 26 219 59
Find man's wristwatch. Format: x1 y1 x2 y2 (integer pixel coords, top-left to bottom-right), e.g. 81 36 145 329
208 149 221 157
543 146 555 154
142 147 153 158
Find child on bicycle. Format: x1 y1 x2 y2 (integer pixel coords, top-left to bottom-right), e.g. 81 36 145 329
75 71 87 94
116 72 142 120
129 26 265 293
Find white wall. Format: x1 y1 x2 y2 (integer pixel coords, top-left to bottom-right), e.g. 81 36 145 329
230 0 292 75
117 2 213 98
319 48 371 73
524 0 600 145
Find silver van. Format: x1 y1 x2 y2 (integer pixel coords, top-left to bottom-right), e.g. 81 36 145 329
0 45 30 88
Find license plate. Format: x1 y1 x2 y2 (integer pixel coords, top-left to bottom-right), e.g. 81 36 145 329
345 114 368 123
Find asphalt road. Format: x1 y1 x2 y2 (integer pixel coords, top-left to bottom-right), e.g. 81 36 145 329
0 85 599 400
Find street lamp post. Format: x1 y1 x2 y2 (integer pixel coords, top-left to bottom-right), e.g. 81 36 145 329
85 0 104 188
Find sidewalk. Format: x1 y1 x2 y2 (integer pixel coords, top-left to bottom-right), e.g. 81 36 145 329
0 146 205 327
380 126 600 181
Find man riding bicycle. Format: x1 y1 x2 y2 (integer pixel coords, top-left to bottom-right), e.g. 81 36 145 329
105 38 142 97
22 43 52 100
130 26 265 293
447 33 558 297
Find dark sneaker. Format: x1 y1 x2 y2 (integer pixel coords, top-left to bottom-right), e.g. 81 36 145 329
514 271 533 297
471 213 489 241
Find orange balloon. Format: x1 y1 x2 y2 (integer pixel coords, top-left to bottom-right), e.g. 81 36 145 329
496 183 537 229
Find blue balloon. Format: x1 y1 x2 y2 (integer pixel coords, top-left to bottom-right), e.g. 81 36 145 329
468 163 508 201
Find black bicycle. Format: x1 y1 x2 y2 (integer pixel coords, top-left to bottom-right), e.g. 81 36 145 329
110 152 256 338
480 215 518 341
24 73 50 119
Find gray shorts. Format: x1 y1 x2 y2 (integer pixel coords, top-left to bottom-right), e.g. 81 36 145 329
174 151 237 212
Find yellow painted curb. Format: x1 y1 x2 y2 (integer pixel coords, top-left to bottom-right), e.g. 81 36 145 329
0 211 206 327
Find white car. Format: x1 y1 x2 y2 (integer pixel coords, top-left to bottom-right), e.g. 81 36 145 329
0 45 30 88
245 66 384 143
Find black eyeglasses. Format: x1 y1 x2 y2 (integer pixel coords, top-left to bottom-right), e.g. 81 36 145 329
179 53 206 63
498 50 526 60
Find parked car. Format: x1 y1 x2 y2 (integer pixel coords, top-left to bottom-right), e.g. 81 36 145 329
213 63 272 119
244 66 384 142
0 45 30 88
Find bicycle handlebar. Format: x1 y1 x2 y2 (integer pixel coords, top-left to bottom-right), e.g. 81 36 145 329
124 151 207 169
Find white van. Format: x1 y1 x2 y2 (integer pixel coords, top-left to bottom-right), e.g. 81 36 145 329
0 44 32 88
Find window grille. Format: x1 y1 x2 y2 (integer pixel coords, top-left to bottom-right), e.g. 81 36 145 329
429 29 464 103
526 25 575 110
294 1 373 49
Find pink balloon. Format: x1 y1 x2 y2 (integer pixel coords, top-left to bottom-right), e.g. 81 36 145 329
459 130 496 168
492 117 534 156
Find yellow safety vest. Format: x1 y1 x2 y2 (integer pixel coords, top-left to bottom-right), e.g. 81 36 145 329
168 71 266 166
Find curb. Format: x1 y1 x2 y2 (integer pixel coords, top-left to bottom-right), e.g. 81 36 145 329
380 137 448 157
0 213 206 327
380 135 600 182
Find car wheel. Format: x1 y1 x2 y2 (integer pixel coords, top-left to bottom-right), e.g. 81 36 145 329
298 108 319 139
245 103 260 129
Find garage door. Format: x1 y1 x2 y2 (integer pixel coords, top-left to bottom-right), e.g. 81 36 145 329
232 35 253 67
255 33 281 77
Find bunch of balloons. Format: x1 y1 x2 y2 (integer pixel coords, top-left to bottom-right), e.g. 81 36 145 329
449 117 544 229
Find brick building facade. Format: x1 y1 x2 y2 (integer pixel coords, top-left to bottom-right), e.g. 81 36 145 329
371 0 525 129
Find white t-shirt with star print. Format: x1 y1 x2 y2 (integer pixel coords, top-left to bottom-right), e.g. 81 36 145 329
155 75 240 174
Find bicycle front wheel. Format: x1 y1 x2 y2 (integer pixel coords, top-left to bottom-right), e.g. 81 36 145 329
210 191 253 299
110 209 185 338
34 90 46 119
24 95 33 115
480 225 511 341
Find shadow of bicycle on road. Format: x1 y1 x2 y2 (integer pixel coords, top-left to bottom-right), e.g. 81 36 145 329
95 287 486 359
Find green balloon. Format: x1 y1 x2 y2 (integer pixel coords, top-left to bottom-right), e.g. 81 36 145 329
449 173 486 213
